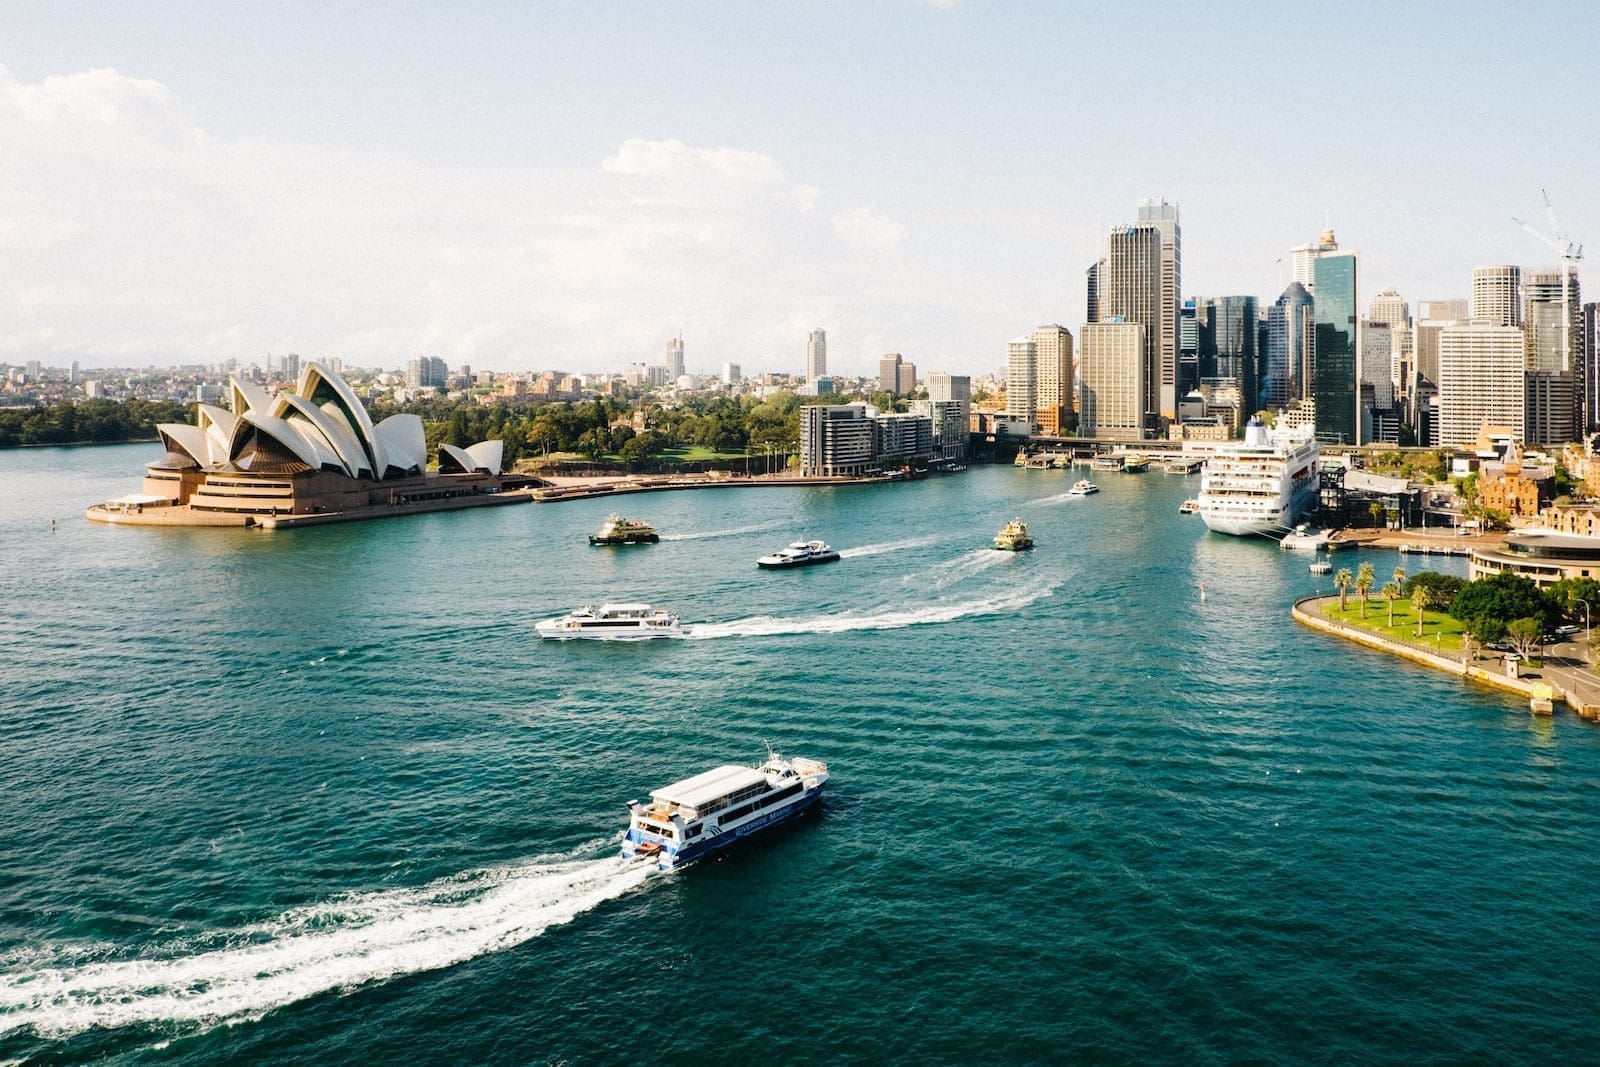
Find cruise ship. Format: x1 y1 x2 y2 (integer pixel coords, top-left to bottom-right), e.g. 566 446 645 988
622 752 830 871
535 603 685 639
1196 417 1321 537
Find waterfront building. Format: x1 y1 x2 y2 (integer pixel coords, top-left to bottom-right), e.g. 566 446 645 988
1263 282 1314 408
800 403 876 477
666 336 685 381
807 328 827 380
1137 197 1182 419
1312 249 1362 445
1369 288 1410 331
1006 337 1037 430
1471 266 1522 327
879 353 904 394
874 412 934 461
1436 322 1526 447
1078 321 1146 441
909 399 967 459
927 373 971 443
896 361 917 396
1101 222 1162 427
1031 325 1074 436
88 363 507 527
1470 529 1600 587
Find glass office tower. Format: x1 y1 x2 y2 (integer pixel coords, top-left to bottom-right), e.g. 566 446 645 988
1313 253 1360 444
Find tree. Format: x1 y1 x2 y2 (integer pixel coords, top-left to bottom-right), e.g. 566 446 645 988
1334 568 1353 612
1464 616 1506 661
1506 617 1544 661
1368 501 1386 529
1355 562 1376 617
1545 577 1600 625
1412 584 1433 638
1403 571 1466 612
1383 581 1402 627
1393 565 1407 593
1449 572 1553 627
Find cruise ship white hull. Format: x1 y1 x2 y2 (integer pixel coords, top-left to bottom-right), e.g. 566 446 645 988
1195 422 1320 538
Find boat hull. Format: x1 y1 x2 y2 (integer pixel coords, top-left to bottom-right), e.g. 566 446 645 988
590 534 659 545
534 623 685 640
757 553 840 568
622 787 824 871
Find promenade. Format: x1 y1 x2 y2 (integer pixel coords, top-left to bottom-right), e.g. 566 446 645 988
1292 594 1600 721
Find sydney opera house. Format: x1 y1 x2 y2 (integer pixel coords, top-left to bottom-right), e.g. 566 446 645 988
87 362 525 527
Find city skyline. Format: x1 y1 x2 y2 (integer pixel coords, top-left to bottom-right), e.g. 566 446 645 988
1 4 1597 376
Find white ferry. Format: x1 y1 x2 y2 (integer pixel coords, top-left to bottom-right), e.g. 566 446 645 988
757 540 841 568
1197 417 1320 537
535 603 686 640
1067 480 1100 497
622 752 830 871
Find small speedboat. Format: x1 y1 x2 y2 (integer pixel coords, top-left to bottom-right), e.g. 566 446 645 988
1309 560 1333 574
993 518 1034 551
1179 500 1199 515
1067 480 1100 497
757 540 841 568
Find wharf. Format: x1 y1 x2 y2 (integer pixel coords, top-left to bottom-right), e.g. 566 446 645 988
1326 529 1506 555
530 470 912 502
87 490 534 529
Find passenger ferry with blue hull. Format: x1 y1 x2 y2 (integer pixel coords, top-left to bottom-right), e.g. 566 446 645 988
622 752 829 871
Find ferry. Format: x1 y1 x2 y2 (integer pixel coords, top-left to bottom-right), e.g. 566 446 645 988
1091 454 1125 472
1123 454 1151 473
1178 500 1199 515
589 515 659 545
622 751 830 871
1196 417 1321 537
993 518 1034 551
1068 480 1100 497
535 603 685 640
757 540 841 568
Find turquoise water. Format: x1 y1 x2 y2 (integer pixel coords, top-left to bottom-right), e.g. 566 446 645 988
2 444 1598 1064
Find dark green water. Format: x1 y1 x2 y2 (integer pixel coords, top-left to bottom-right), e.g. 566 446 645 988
2 444 1598 1064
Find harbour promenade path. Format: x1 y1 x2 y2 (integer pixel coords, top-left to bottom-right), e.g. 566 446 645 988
1292 595 1600 720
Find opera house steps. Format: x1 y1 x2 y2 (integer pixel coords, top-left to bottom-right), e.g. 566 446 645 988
85 362 531 529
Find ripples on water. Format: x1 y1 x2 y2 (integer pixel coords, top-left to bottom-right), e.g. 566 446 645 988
2 446 1599 1063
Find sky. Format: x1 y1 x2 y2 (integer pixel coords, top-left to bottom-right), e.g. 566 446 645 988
2 1 1596 377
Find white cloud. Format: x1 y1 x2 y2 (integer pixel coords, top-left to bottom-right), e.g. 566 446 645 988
831 208 906 250
601 138 784 183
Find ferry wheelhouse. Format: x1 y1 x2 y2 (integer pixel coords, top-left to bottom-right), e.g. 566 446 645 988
622 753 830 871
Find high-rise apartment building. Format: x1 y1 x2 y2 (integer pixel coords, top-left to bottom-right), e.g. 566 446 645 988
927 373 972 439
807 328 827 380
1471 266 1522 327
1031 325 1074 435
1006 337 1037 428
283 353 300 382
1136 197 1181 419
800 404 877 476
666 336 685 380
879 353 903 394
722 362 741 385
406 356 448 388
1102 224 1162 426
1263 282 1314 408
1436 323 1526 447
896 361 918 395
1369 288 1410 330
1078 322 1146 441
1312 251 1362 445
908 399 968 459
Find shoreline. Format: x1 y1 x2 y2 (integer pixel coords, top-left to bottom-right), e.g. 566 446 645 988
529 469 949 502
1292 594 1598 720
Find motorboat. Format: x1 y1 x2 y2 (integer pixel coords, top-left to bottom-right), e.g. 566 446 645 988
1067 481 1100 497
757 540 841 568
535 603 685 639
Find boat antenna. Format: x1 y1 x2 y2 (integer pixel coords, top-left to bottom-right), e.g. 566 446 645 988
762 738 778 761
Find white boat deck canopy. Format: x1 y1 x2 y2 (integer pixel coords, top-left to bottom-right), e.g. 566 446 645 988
651 765 767 810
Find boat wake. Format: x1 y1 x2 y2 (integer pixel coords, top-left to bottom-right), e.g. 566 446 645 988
0 846 649 1043
838 534 946 559
1028 491 1085 506
916 548 1014 588
687 582 1056 639
659 522 780 542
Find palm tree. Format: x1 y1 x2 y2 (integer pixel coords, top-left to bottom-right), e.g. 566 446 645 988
1383 581 1401 627
1355 562 1376 618
1393 565 1406 593
1412 584 1433 638
1334 567 1353 612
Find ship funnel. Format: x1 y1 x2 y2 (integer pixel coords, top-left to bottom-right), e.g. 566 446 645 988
1243 416 1269 447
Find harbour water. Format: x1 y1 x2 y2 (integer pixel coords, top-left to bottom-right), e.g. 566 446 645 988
3 444 1599 1063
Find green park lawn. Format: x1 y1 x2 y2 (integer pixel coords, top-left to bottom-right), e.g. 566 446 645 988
1320 595 1467 654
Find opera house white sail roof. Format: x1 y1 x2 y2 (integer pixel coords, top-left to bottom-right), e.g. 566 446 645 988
156 363 501 480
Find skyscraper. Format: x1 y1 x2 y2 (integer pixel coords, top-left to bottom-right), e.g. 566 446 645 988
1205 296 1259 409
1369 288 1410 330
1524 268 1582 372
1360 321 1395 408
807 328 827 380
1290 230 1339 291
666 336 685 380
1031 325 1074 435
1312 250 1361 445
1078 322 1146 441
283 353 300 383
1085 259 1104 325
1436 323 1526 447
1136 198 1181 419
1101 223 1161 426
897 361 917 395
879 353 903 394
1178 300 1199 397
1263 282 1314 408
1471 266 1521 327
1006 337 1037 428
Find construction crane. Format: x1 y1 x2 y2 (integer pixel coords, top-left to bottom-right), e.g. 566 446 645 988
1513 189 1584 376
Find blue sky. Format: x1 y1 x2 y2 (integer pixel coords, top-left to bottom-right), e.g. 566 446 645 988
2 2 1595 375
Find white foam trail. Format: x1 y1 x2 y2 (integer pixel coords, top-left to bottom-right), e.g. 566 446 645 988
917 548 1013 588
687 582 1056 639
838 534 946 559
1028 491 1083 506
0 848 649 1041
660 522 780 542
